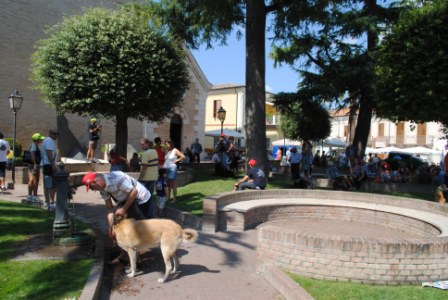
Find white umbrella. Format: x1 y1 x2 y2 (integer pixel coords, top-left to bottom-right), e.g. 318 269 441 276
271 138 301 146
322 137 348 148
367 146 402 154
205 128 245 138
399 146 441 155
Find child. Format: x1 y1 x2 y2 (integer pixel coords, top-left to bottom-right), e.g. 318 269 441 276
156 168 169 217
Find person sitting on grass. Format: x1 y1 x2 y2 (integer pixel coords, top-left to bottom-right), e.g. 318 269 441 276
233 159 266 191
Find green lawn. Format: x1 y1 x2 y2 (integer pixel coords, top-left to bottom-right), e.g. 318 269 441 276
291 273 447 300
0 200 93 300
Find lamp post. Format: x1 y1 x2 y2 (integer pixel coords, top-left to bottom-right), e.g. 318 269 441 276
8 90 23 187
217 106 226 135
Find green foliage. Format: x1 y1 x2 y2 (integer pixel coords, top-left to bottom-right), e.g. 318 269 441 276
269 0 402 149
0 200 93 300
290 273 448 300
375 0 448 126
4 138 22 158
275 93 331 143
150 0 245 49
31 7 190 123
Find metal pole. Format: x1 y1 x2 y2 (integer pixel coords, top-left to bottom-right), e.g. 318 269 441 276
221 121 224 135
12 110 17 184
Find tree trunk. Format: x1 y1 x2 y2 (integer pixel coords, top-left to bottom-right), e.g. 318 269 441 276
115 114 128 158
245 0 267 171
353 0 377 159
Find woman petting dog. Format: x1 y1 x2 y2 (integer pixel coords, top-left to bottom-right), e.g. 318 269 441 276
82 171 151 264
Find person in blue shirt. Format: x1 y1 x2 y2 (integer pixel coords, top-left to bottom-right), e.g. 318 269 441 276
156 168 169 217
234 159 267 191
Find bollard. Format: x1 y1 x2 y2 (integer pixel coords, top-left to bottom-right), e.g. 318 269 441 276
53 162 71 238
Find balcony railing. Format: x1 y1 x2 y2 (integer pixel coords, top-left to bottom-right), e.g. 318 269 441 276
371 135 435 148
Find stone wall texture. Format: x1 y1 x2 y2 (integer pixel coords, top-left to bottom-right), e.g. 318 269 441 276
0 0 207 159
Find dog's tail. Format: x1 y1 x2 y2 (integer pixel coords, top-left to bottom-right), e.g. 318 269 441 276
182 228 199 243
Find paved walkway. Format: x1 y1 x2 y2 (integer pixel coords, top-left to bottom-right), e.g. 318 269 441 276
0 183 310 300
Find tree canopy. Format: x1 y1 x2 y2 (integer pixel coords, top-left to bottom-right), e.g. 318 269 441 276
31 7 190 155
374 0 448 126
270 0 401 156
275 93 331 143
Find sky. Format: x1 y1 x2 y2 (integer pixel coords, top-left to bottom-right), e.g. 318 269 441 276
191 31 300 94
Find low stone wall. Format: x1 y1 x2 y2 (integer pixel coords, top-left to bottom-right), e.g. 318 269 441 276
203 189 448 284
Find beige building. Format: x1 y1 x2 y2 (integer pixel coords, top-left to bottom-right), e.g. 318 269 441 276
204 84 281 153
0 0 210 159
330 109 445 149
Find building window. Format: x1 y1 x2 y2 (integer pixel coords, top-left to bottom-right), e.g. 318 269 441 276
213 100 222 119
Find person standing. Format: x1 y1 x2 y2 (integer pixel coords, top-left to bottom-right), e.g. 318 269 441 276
0 132 11 192
86 118 101 162
190 138 203 163
41 128 59 210
288 147 302 180
154 137 166 167
163 139 185 203
155 168 169 217
27 133 45 202
138 138 158 218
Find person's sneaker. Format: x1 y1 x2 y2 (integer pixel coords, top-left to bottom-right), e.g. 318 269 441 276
50 202 56 209
32 196 41 202
26 195 33 201
1 186 6 192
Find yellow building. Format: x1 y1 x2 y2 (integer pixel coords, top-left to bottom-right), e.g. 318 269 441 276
204 84 282 154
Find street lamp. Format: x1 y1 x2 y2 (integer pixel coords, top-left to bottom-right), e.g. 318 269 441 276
9 90 23 186
217 106 226 135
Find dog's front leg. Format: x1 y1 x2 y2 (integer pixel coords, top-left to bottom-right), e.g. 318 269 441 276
126 248 137 277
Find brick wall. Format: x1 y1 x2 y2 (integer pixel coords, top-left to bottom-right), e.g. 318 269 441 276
257 224 448 285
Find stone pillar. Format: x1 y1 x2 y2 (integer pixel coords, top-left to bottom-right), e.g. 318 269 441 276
53 163 71 238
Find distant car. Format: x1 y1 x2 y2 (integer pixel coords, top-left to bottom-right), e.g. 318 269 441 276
385 152 428 171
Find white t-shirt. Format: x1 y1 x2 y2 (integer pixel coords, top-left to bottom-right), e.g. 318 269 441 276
0 139 10 162
163 148 179 169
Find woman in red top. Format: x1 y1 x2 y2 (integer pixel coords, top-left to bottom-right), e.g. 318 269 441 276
109 148 128 172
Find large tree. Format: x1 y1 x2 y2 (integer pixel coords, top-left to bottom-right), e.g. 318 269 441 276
31 7 190 157
150 0 303 171
375 0 448 126
270 0 401 157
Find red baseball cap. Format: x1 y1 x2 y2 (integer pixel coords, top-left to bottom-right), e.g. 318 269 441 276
82 172 97 191
248 159 257 167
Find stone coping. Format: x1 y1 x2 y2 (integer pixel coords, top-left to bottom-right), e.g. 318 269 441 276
203 189 448 233
222 198 448 237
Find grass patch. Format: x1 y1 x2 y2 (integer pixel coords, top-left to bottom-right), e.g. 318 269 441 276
290 273 447 300
172 169 293 216
0 200 93 300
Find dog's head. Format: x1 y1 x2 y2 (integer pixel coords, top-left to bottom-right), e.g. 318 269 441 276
113 213 125 226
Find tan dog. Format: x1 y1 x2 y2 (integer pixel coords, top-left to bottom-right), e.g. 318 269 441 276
113 217 198 283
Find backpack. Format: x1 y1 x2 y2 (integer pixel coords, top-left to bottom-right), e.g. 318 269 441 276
23 147 41 165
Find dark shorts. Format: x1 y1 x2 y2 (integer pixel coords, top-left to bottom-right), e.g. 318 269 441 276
0 161 6 177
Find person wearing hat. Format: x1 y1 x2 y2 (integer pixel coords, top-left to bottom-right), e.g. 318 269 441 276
41 128 59 209
233 159 267 191
82 170 150 263
86 118 101 162
26 133 45 202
